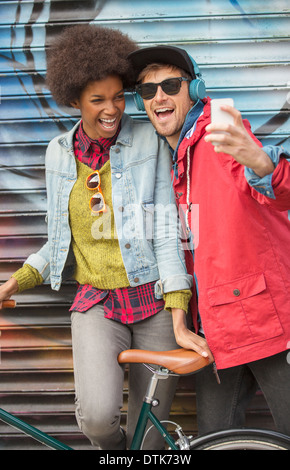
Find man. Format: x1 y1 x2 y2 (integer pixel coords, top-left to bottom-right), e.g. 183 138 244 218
128 45 290 436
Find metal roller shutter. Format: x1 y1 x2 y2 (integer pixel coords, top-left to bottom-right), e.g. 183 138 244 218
1 0 289 449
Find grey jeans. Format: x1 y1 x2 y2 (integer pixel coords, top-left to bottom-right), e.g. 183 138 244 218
71 304 179 450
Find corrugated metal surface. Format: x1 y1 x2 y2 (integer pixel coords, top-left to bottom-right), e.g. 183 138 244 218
1 0 289 449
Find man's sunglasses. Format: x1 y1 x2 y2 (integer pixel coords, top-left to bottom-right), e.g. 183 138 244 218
135 77 189 100
86 170 106 214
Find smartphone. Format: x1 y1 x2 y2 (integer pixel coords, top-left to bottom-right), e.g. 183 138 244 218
210 98 234 146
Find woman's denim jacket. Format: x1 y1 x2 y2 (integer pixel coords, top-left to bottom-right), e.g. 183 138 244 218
25 113 192 297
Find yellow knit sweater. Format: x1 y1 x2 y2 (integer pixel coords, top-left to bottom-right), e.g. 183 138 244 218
13 159 191 312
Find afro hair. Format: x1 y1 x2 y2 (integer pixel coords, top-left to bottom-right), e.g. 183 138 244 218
45 24 138 107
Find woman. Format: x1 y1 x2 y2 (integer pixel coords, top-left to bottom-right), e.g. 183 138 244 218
0 25 192 450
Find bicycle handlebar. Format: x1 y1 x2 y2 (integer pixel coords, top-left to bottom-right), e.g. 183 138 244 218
2 300 16 308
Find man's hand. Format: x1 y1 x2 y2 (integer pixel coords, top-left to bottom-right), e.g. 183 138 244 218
171 308 214 362
205 105 274 178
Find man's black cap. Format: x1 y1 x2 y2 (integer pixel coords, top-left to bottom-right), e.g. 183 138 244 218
128 45 196 81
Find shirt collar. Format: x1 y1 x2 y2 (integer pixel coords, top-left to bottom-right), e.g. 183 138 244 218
77 121 121 154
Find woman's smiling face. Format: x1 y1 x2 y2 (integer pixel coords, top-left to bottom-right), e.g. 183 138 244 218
71 75 126 140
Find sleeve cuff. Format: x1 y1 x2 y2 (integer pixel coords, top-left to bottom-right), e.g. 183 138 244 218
12 264 43 293
163 289 192 313
244 145 290 199
244 167 275 198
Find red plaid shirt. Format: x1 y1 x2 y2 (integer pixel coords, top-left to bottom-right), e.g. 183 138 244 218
73 120 117 170
70 122 165 324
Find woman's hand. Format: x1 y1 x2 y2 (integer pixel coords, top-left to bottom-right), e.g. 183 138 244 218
171 308 214 363
0 278 19 310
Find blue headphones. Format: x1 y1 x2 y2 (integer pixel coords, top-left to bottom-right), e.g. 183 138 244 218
133 55 206 112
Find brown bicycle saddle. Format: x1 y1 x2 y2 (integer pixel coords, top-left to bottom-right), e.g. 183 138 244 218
118 348 210 375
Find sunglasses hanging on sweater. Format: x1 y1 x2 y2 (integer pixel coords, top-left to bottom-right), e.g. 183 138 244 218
86 170 106 214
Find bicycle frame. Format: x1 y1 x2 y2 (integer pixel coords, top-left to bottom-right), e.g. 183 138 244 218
0 368 177 451
1 361 290 451
130 365 179 450
0 407 72 450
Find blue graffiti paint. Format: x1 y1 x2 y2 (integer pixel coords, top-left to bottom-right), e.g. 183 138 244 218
229 0 255 27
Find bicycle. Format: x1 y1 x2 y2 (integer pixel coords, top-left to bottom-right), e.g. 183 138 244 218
1 300 290 450
118 348 290 450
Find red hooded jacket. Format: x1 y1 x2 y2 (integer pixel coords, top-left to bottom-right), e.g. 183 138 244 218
174 98 290 369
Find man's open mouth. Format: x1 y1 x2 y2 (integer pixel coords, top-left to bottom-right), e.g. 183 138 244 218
154 108 174 119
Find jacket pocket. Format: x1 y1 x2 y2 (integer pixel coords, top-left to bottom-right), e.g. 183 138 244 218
207 272 283 350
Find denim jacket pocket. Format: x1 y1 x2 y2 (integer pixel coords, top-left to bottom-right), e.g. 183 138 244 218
207 272 283 350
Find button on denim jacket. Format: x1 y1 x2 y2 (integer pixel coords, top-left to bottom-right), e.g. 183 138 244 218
25 113 192 297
